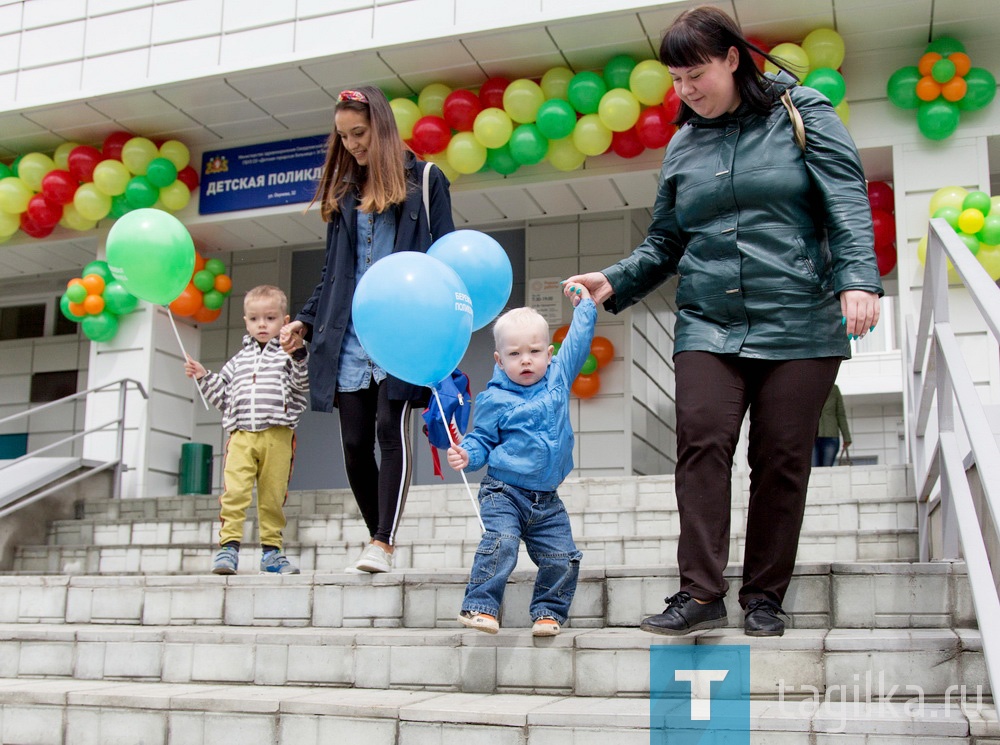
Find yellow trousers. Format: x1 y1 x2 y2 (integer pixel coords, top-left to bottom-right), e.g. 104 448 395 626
218 427 295 549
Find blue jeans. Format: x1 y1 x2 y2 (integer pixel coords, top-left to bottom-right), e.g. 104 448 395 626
462 475 582 624
812 437 840 467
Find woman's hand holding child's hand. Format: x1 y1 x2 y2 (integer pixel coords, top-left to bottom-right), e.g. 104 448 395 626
447 446 469 471
561 280 593 307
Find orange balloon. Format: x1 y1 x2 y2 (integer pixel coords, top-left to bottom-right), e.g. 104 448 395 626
193 252 206 273
918 52 942 77
68 301 86 317
553 325 570 343
83 294 105 315
192 305 222 323
169 284 203 317
81 273 105 296
941 77 968 102
916 76 941 102
949 52 972 78
590 336 615 367
67 277 84 289
214 274 233 293
572 372 600 399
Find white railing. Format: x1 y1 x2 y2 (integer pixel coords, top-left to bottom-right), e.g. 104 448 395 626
905 217 1000 697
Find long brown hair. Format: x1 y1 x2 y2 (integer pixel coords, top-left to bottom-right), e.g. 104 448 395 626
660 6 795 125
311 85 408 220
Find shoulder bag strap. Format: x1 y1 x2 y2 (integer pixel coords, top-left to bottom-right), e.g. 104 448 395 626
422 161 435 240
780 90 806 153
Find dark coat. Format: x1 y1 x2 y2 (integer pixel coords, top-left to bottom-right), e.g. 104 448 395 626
603 72 883 360
296 153 455 411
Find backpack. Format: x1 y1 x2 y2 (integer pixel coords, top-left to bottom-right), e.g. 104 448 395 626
421 368 472 478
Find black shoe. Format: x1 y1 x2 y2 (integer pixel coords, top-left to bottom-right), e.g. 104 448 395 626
743 598 787 636
639 591 727 636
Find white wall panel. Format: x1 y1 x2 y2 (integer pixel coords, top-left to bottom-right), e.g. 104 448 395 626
148 36 220 81
19 21 84 67
150 0 222 45
222 0 295 32
84 8 152 56
294 11 374 58
220 22 295 68
22 0 85 29
81 49 150 93
0 31 20 73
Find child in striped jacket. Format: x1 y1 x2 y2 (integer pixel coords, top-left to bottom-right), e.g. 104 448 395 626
184 284 309 575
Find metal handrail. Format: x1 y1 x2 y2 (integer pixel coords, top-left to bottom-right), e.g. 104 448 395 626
906 217 1000 700
0 377 148 511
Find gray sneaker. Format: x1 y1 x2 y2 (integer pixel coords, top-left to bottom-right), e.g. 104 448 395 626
212 545 239 575
260 550 300 575
354 543 393 573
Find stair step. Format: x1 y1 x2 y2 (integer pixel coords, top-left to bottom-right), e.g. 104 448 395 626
0 624 986 699
0 563 974 630
0 678 992 744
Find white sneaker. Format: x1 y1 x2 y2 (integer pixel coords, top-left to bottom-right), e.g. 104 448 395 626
354 543 393 573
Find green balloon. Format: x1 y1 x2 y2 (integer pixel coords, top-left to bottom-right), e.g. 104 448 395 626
508 123 548 165
60 293 85 322
202 289 225 310
552 342 561 355
963 191 992 214
603 54 636 90
957 231 980 255
82 260 114 283
110 194 133 219
536 99 577 140
568 71 607 115
0 163 10 180
957 68 996 112
82 311 119 342
10 155 21 176
917 99 960 140
193 269 216 292
580 353 598 375
925 37 965 56
66 283 87 303
105 208 196 305
125 176 159 208
204 258 226 276
932 206 961 230
145 157 178 188
102 280 139 315
486 144 520 176
803 67 846 107
887 66 921 109
931 58 956 84
977 213 1000 246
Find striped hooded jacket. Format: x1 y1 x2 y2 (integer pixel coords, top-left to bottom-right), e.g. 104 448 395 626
197 335 309 433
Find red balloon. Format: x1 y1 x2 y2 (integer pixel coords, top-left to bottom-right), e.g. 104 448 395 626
871 208 895 251
410 116 451 155
479 77 511 109
876 243 897 276
19 211 55 238
868 181 894 214
746 36 771 71
67 146 103 183
404 138 426 157
611 127 645 158
572 372 601 399
443 89 483 132
636 105 675 149
176 165 200 191
40 169 77 205
662 89 682 122
26 194 63 229
101 131 133 160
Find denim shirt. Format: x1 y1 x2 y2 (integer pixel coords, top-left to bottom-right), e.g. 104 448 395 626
337 208 397 392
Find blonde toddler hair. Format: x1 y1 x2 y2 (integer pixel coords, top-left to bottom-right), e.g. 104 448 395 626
243 285 288 314
492 306 549 350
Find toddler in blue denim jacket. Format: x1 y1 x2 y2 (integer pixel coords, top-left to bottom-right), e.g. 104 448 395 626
447 283 597 636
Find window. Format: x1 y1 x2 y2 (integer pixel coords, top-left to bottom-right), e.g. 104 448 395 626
29 370 78 403
0 303 45 340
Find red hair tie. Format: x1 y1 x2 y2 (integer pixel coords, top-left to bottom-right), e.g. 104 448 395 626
338 89 368 103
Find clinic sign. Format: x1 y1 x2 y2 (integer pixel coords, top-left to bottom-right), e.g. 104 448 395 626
199 135 327 214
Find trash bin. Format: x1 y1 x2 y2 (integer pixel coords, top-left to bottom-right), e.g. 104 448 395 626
178 442 213 495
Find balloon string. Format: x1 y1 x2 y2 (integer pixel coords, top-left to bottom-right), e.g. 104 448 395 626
433 386 484 533
166 307 210 410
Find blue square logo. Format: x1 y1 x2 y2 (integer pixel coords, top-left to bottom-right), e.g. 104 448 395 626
650 645 750 745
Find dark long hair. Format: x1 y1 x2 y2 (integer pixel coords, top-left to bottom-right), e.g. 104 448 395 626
660 6 797 125
311 85 407 220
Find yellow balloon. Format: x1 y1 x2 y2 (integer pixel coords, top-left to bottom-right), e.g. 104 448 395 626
73 183 112 221
446 132 487 174
17 152 55 192
59 203 97 231
423 152 460 183
958 208 985 234
598 88 640 132
0 177 32 214
834 99 850 125
390 98 421 139
121 137 158 175
92 160 130 196
159 180 192 211
928 186 968 216
473 107 513 149
503 78 545 124
765 42 809 78
978 246 1000 280
629 60 672 105
572 114 613 156
917 235 959 282
541 67 574 101
159 140 190 170
53 142 80 171
547 136 586 171
418 83 451 116
0 209 19 237
801 28 845 71
990 195 1000 215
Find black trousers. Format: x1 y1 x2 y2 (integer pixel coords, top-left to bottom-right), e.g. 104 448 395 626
337 380 413 546
674 352 840 608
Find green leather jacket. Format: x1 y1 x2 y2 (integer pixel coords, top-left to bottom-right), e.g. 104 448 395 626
602 73 883 359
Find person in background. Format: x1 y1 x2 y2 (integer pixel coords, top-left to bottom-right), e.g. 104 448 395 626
814 384 852 466
280 85 454 574
563 6 881 637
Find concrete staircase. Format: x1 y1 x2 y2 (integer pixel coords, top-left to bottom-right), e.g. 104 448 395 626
0 464 996 744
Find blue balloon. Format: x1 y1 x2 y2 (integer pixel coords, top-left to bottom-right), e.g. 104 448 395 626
352 252 474 387
427 230 513 331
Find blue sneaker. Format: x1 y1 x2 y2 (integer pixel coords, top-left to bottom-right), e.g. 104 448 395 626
260 550 300 575
212 545 239 575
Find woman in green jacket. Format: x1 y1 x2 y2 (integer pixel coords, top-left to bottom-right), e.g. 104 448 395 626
565 6 881 637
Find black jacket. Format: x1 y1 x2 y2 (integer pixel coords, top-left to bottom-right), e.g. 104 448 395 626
296 153 455 410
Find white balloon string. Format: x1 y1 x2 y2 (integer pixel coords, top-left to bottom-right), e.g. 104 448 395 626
433 386 484 533
167 307 209 410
